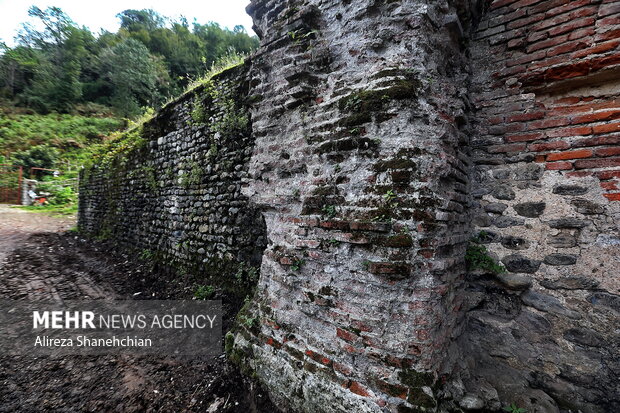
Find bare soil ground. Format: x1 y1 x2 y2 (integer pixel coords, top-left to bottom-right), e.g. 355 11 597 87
0 206 276 412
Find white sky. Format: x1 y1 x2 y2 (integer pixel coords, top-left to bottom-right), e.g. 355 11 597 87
0 0 254 46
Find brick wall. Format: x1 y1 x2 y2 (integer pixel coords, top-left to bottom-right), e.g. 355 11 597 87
473 0 620 199
228 1 472 412
462 0 620 411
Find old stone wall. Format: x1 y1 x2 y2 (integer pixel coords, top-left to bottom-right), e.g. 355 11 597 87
78 65 266 292
460 0 620 412
78 1 620 412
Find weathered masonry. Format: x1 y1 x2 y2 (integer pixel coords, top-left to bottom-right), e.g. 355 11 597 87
80 1 620 412
79 65 266 293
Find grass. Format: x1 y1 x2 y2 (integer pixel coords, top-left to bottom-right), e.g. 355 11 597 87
0 111 124 178
184 51 247 94
16 203 78 216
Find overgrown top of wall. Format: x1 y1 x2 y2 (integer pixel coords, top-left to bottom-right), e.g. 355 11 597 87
78 63 266 297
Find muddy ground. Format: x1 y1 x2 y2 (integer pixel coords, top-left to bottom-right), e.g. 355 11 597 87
0 206 276 412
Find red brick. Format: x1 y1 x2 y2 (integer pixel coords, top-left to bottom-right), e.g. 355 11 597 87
546 126 592 138
489 8 528 27
527 35 568 53
546 161 573 170
552 99 620 115
534 6 598 32
505 132 545 142
566 171 592 178
573 135 620 148
349 381 371 397
568 26 596 41
600 181 619 190
574 157 620 169
599 15 620 26
571 40 620 59
529 141 570 152
597 170 620 180
591 53 620 71
511 0 546 8
488 116 504 125
528 117 570 129
342 344 363 354
336 327 358 342
375 380 408 399
604 193 620 201
596 28 620 42
529 0 569 15
333 362 353 376
265 337 282 349
526 30 549 43
548 18 596 38
571 110 620 125
544 61 591 81
599 3 620 17
487 143 527 153
547 39 592 57
507 12 547 30
527 55 569 71
508 38 526 49
506 50 547 67
490 0 516 11
593 122 620 135
547 149 593 161
541 0 590 17
597 147 620 157
507 111 546 122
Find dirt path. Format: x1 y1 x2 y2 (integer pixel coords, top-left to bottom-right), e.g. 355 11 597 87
0 208 275 412
0 204 75 265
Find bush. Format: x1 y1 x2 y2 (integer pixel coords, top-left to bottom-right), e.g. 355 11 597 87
12 145 59 170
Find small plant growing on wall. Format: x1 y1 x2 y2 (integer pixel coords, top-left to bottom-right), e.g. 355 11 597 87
180 160 202 188
503 403 526 413
322 204 337 218
291 258 305 271
465 232 506 274
194 284 215 300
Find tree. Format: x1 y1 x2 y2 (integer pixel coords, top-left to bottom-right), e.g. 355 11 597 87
17 7 87 112
0 7 260 116
12 145 59 170
0 45 40 99
99 38 169 117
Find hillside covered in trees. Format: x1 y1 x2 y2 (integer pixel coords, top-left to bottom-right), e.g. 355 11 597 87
0 6 257 212
0 6 258 118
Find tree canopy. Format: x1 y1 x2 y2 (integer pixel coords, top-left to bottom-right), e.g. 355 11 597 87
0 6 259 117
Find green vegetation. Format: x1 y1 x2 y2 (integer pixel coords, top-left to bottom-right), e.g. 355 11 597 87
466 232 506 274
0 111 125 176
180 160 202 188
193 284 215 300
503 403 527 413
0 6 259 117
322 204 337 218
188 64 250 141
18 202 78 216
17 176 79 215
291 258 305 272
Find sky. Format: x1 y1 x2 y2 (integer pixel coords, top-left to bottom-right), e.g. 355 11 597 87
0 0 254 46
